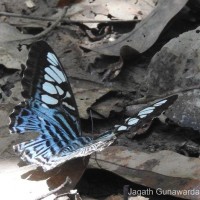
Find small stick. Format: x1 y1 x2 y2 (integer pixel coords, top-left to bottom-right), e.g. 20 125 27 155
31 6 68 40
0 11 54 21
35 176 71 200
125 84 200 107
0 11 139 24
10 6 68 42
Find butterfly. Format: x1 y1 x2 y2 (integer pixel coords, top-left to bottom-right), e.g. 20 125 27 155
9 41 178 171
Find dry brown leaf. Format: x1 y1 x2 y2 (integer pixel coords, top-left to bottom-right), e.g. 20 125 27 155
0 23 30 70
105 194 124 200
91 96 123 118
75 88 111 119
88 0 188 56
89 146 200 200
67 0 155 28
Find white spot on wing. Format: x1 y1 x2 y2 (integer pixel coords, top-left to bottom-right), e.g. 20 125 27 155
64 92 71 98
44 74 54 82
47 52 58 66
127 118 139 125
117 125 128 131
56 86 64 95
42 103 49 108
139 114 147 118
43 82 57 94
38 116 44 121
42 95 58 105
125 117 130 122
154 99 167 107
49 65 66 82
139 108 154 115
63 102 75 110
140 106 155 112
45 67 62 84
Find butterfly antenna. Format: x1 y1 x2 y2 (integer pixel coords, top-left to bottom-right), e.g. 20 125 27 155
89 109 102 169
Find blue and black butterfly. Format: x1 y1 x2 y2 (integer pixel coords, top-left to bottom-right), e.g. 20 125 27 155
9 41 178 171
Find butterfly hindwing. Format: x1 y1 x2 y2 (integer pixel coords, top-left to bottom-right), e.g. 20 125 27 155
9 101 41 134
13 131 93 170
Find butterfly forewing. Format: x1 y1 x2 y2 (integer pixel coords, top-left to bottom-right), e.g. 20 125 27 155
22 41 81 135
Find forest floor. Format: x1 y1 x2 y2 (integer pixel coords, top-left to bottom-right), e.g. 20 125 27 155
1 0 200 199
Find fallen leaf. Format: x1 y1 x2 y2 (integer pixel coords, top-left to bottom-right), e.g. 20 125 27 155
89 146 200 200
66 0 155 28
0 71 21 104
88 0 188 56
75 88 112 119
0 23 31 70
91 95 124 119
105 194 124 200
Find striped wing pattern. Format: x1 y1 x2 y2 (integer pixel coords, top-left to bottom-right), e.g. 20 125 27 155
9 41 178 171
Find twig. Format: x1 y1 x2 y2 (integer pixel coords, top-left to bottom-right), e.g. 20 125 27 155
31 6 68 40
10 6 68 42
90 156 160 174
0 11 54 21
0 11 139 24
125 84 200 107
35 177 71 200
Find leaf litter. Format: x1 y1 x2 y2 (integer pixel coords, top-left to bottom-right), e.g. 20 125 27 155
1 0 200 199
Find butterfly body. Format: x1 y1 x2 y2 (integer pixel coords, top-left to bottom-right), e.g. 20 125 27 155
9 41 178 171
